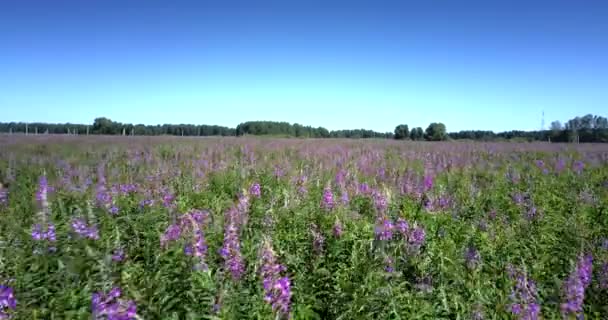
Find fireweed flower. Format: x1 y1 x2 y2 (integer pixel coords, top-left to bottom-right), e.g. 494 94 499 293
375 216 394 241
395 218 409 237
560 254 593 318
373 190 388 213
250 182 261 198
0 187 7 206
423 174 434 192
220 207 245 280
507 265 541 320
71 218 99 240
333 220 344 238
259 240 291 318
112 248 125 262
573 160 584 174
0 285 16 319
464 246 481 270
311 224 325 254
91 287 137 320
321 186 334 211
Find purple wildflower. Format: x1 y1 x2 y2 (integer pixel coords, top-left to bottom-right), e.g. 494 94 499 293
573 160 584 174
0 285 17 319
71 218 99 240
311 224 325 254
250 182 261 198
220 207 245 280
423 174 434 192
0 187 7 206
259 240 291 318
395 218 409 237
464 246 481 270
91 287 137 320
507 264 541 320
408 226 426 247
560 254 593 318
373 190 388 213
384 256 394 273
112 248 125 262
375 216 394 241
321 186 334 210
340 189 349 205
333 220 344 238
471 304 484 320
358 182 371 195
160 224 182 247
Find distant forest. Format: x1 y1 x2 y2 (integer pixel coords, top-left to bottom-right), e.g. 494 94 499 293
0 113 607 142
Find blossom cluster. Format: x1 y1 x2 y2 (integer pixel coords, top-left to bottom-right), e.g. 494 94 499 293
506 264 541 320
560 254 593 318
91 287 136 320
0 285 16 319
259 240 291 318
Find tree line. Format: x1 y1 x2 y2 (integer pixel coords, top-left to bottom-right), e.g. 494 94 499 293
0 113 606 142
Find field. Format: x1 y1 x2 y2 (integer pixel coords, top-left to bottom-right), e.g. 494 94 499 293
0 135 607 319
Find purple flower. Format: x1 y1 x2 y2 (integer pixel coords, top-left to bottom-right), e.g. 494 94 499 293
259 240 291 318
561 254 593 318
321 186 334 210
408 226 426 247
573 160 584 174
333 220 344 238
92 287 136 320
112 248 125 262
375 216 394 241
358 182 371 195
220 207 245 280
471 304 484 320
395 218 409 237
384 256 394 273
423 174 434 192
250 183 261 198
71 218 99 240
36 175 49 203
340 189 349 205
0 188 8 206
0 285 17 319
373 191 388 213
311 224 325 254
464 246 481 270
160 224 182 247
507 265 541 320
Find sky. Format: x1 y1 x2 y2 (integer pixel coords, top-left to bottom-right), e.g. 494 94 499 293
1 0 607 133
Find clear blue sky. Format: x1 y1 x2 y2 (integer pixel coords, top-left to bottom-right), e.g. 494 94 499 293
1 0 607 132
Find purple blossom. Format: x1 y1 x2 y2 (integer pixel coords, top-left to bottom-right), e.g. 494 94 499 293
0 285 16 319
91 287 137 320
340 189 349 205
471 304 484 320
464 246 481 270
384 256 394 273
31 223 56 243
358 182 371 195
112 248 125 262
408 226 426 247
71 218 99 240
333 220 343 238
573 160 584 174
311 224 325 254
259 240 291 318
561 254 593 318
423 174 434 192
321 186 334 210
507 264 541 320
160 224 182 247
373 190 388 213
36 175 49 203
395 218 409 237
220 207 245 280
375 216 394 241
0 188 7 206
249 182 261 198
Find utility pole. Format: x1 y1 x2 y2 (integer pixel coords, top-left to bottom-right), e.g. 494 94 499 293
25 123 28 135
86 126 89 135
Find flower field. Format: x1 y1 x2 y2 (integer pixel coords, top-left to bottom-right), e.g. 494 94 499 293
0 135 607 319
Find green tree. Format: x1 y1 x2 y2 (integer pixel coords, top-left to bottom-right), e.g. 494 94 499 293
393 124 409 140
424 122 447 141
